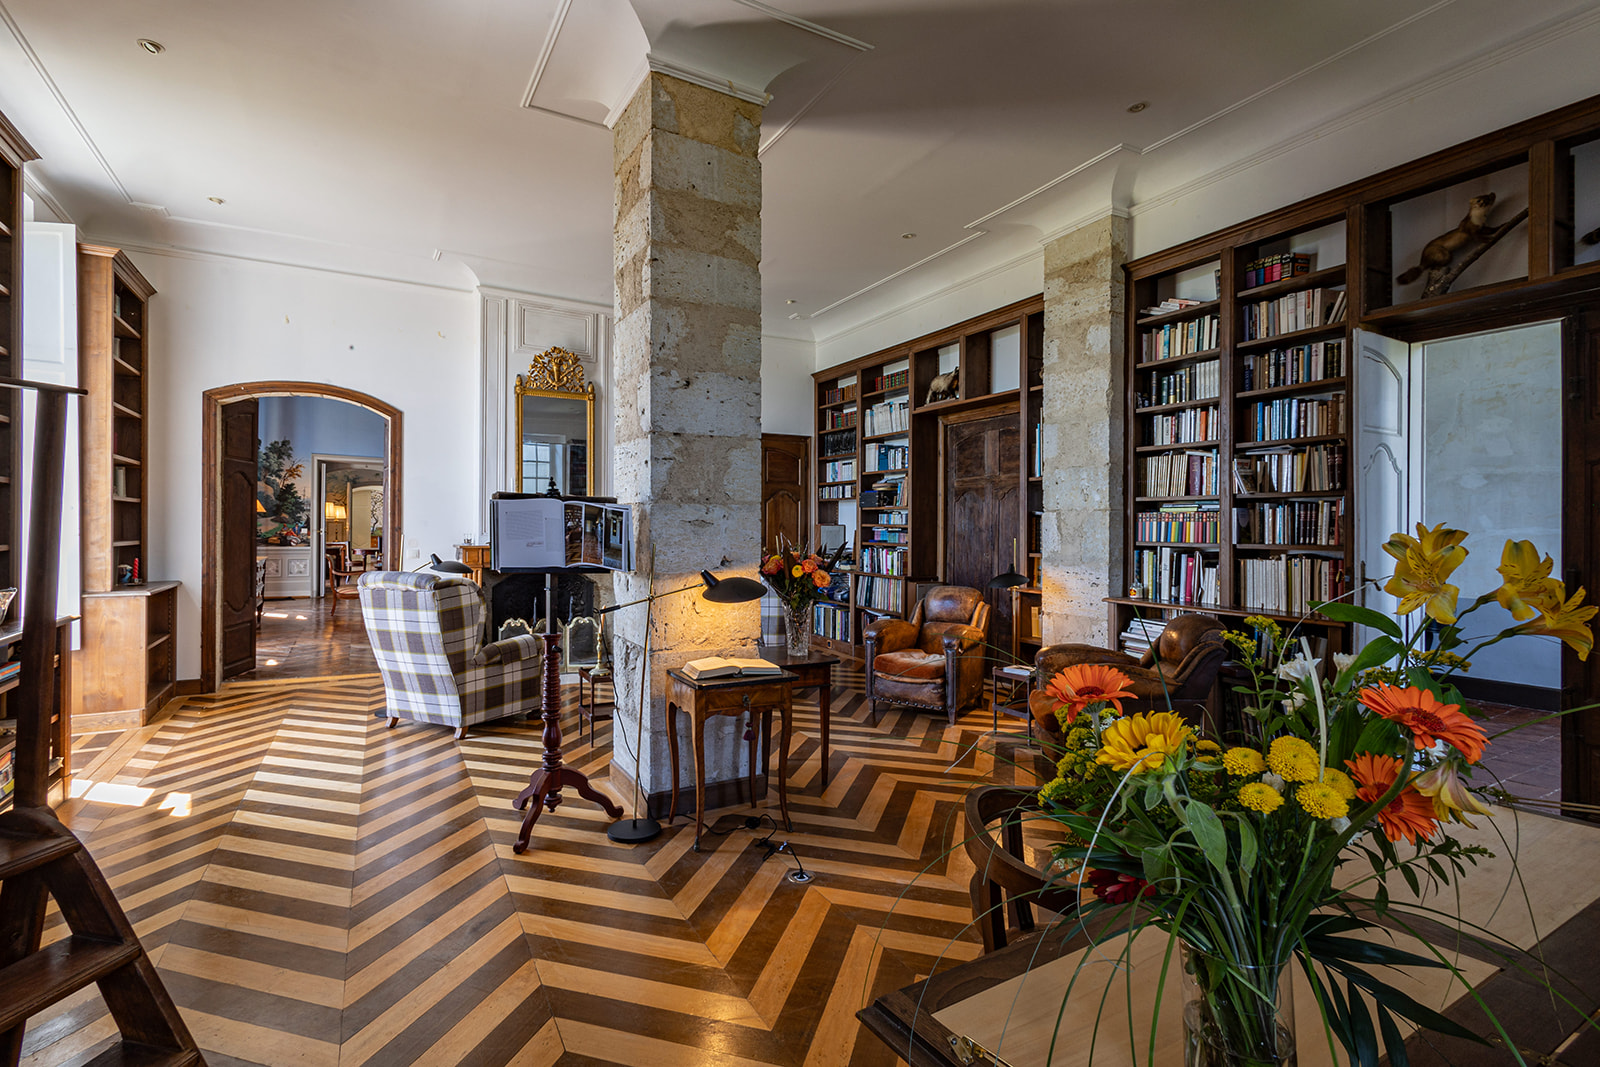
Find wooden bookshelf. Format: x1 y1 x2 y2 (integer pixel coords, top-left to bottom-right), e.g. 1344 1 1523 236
0 111 33 624
811 296 1044 658
78 246 177 726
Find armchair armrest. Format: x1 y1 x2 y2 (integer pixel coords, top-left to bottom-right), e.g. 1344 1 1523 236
940 625 985 655
476 633 544 666
864 618 919 656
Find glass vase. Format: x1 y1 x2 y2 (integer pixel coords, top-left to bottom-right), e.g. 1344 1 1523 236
783 601 812 657
1181 943 1296 1067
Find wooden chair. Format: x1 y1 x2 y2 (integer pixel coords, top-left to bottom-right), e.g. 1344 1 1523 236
963 786 1080 953
325 546 363 616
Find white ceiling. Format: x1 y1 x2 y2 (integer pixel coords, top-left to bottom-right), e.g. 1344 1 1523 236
0 0 1594 343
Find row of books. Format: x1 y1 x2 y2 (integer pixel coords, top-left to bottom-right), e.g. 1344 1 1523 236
1142 449 1218 498
1243 394 1347 442
865 529 908 545
821 408 856 430
1132 548 1219 607
1234 444 1345 493
1241 253 1312 290
1136 504 1221 545
865 510 908 525
1141 315 1220 363
814 603 851 643
1239 555 1348 616
1146 406 1218 447
1240 341 1344 392
1141 359 1220 408
864 442 908 471
819 484 853 500
820 383 856 405
859 545 908 575
819 428 855 458
1240 288 1347 341
822 459 854 483
1240 499 1345 546
1139 297 1205 317
866 368 909 393
1117 617 1169 656
862 397 910 436
856 574 905 613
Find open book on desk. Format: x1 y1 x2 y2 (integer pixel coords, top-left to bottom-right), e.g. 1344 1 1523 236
681 657 784 681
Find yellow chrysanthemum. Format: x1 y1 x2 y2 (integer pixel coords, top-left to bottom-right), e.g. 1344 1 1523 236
1238 782 1284 813
1296 781 1350 820
1382 522 1469 623
1318 767 1357 800
1267 736 1321 783
1195 740 1222 756
1223 747 1266 776
1095 711 1193 774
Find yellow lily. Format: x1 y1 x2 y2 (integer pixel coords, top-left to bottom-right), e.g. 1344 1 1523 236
1494 540 1563 621
1411 762 1494 828
1382 522 1468 623
1520 586 1598 661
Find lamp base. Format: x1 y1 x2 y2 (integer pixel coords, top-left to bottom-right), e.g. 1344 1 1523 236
606 816 662 844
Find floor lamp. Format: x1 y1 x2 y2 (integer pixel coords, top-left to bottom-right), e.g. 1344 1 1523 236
598 564 765 844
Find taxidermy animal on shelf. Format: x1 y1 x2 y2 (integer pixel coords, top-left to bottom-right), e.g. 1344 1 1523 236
925 368 959 404
1396 192 1498 284
1581 225 1600 246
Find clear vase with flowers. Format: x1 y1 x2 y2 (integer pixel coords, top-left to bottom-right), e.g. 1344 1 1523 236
760 542 847 656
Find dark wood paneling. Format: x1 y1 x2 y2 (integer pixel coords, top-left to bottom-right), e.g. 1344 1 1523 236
1562 307 1600 814
220 398 257 680
944 407 1019 651
760 434 808 553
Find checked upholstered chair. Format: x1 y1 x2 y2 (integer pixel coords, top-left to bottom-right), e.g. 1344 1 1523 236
358 571 543 739
1031 613 1228 731
864 585 991 725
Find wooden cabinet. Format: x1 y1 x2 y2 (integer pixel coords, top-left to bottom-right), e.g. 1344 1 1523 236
77 581 178 729
811 296 1044 658
0 113 36 620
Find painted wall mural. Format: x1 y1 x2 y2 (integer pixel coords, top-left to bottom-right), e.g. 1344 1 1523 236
257 439 310 544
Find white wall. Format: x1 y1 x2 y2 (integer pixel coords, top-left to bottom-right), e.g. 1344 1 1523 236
760 334 817 436
133 246 480 680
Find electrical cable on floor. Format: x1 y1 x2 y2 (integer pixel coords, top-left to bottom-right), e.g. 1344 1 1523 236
748 813 813 883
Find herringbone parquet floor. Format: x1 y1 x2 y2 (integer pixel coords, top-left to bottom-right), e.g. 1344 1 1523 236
26 669 1044 1067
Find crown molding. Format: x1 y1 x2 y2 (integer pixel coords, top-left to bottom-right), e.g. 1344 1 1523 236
477 283 612 315
965 145 1136 230
98 237 477 293
23 171 71 225
1038 205 1130 248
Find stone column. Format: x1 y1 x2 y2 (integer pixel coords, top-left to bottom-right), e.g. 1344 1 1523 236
610 73 764 813
1038 214 1128 646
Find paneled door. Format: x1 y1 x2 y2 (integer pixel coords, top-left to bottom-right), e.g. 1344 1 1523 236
761 434 809 553
220 398 258 680
943 407 1019 652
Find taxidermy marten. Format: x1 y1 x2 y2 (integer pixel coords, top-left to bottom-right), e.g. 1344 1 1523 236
1581 225 1600 246
1396 193 1497 284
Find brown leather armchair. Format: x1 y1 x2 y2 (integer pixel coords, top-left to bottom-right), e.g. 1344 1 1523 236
1031 613 1227 731
864 585 991 725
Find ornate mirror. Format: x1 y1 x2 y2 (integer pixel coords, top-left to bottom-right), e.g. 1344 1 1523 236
515 346 595 495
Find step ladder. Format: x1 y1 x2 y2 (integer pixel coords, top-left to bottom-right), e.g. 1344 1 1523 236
0 379 202 1066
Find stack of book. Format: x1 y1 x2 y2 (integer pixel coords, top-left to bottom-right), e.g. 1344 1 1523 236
1146 406 1218 446
1241 253 1311 289
1241 342 1343 391
1139 297 1204 316
1243 393 1347 442
1118 617 1168 656
1132 548 1218 607
1240 287 1347 340
1238 555 1348 616
1235 445 1344 493
1143 359 1220 407
1136 504 1221 545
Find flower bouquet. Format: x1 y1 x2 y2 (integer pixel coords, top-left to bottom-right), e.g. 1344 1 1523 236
1029 523 1595 1066
760 542 847 655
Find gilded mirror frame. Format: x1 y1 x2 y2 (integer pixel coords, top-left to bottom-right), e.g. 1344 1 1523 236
515 346 596 494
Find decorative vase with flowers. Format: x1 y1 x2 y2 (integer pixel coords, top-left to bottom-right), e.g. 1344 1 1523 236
760 542 847 656
1026 522 1595 1067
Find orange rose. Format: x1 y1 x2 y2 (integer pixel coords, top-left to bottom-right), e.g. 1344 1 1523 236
802 559 818 574
812 571 829 587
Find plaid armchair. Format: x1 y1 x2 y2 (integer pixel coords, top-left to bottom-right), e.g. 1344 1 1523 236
358 571 543 738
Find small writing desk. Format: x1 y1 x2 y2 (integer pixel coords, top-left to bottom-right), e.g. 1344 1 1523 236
758 646 840 788
666 668 796 851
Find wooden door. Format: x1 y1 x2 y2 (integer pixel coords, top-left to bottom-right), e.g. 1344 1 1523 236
761 434 809 553
1353 330 1412 647
1562 308 1600 816
943 408 1019 652
220 398 258 680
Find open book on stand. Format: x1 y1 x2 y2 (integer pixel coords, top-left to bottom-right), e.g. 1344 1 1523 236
682 657 784 681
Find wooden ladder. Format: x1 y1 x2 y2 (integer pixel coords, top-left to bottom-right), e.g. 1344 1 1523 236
0 379 202 1067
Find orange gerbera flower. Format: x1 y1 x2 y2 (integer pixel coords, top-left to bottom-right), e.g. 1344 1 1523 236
1032 663 1136 729
1345 753 1439 846
1358 684 1487 764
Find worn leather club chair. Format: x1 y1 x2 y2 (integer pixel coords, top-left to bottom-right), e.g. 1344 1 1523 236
1030 613 1228 732
863 585 991 726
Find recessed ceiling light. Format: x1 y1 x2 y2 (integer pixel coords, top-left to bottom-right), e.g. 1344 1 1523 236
1126 101 1149 113
137 39 165 55
207 196 225 205
901 232 916 239
785 299 796 305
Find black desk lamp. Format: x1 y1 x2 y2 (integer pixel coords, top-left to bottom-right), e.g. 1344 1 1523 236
414 552 473 574
599 565 765 843
989 537 1028 590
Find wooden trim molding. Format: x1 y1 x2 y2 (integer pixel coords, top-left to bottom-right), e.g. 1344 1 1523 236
200 381 404 692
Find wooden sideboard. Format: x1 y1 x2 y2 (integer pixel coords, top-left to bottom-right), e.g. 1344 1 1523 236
77 580 178 728
259 544 314 598
456 543 491 585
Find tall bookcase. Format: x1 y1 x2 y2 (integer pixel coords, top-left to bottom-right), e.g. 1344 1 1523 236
810 296 1044 658
1116 221 1353 652
0 112 33 615
78 245 176 726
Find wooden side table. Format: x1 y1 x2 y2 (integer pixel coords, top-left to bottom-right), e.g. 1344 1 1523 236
758 646 840 788
666 668 796 852
455 543 491 585
577 664 613 744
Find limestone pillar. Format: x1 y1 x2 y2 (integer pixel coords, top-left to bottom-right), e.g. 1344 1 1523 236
610 73 764 813
1039 214 1128 645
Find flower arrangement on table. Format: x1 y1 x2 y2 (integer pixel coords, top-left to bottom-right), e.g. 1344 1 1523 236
760 542 848 654
1028 523 1595 1067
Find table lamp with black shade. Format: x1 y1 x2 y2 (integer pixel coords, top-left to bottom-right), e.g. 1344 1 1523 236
597 566 765 844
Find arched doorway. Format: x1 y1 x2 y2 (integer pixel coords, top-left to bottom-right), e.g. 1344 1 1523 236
200 381 403 691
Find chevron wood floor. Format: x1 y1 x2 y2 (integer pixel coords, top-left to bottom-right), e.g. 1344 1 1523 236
27 668 1045 1067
